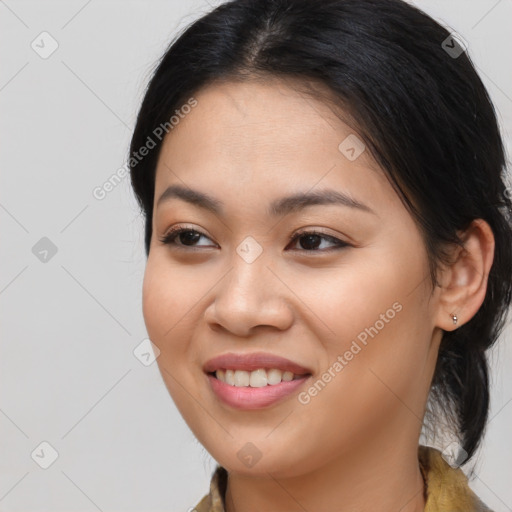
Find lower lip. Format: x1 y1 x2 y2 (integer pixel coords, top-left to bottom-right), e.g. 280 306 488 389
207 373 310 410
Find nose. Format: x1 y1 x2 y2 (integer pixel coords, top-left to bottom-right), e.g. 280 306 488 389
204 254 294 337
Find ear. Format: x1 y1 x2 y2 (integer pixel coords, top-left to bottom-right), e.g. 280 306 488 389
434 219 495 331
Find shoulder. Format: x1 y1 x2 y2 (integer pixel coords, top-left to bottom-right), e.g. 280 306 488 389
191 465 228 512
419 445 493 512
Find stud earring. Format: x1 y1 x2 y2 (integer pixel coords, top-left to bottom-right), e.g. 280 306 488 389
451 313 458 325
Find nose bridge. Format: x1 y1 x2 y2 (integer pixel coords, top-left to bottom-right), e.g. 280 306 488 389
207 240 293 334
224 241 273 308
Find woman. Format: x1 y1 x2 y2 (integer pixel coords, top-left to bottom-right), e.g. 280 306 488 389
128 0 512 510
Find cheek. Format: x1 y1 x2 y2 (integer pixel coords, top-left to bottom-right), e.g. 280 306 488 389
142 257 209 417
293 316 429 466
142 256 204 342
141 257 204 394
294 253 412 344
304 247 431 407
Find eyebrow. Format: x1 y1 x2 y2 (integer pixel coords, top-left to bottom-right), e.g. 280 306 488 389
156 184 377 217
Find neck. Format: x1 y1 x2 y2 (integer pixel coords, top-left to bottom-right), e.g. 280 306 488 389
225 435 426 512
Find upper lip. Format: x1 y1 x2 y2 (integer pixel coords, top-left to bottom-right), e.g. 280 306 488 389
203 352 312 375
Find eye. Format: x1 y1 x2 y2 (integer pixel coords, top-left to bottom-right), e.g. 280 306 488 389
158 226 216 248
286 229 349 252
158 226 350 252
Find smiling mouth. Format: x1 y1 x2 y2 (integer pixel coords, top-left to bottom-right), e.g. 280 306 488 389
208 368 311 387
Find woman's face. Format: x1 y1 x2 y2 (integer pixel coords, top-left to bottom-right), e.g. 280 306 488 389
143 78 445 477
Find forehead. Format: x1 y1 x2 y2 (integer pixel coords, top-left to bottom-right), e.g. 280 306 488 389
154 78 395 214
162 78 365 161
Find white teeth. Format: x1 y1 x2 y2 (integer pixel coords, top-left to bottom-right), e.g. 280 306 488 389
282 371 294 381
266 368 283 385
234 370 250 387
214 368 304 387
225 369 235 386
249 368 267 387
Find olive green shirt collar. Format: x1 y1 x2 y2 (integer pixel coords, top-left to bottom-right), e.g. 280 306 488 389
193 445 492 512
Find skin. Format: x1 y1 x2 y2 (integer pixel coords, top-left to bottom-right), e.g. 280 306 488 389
142 77 495 512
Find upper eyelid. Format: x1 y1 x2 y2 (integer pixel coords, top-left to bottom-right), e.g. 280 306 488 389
159 226 216 246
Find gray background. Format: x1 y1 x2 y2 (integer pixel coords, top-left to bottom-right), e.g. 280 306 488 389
1 1 511 511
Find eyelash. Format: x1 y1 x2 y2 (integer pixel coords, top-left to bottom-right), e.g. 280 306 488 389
158 226 349 252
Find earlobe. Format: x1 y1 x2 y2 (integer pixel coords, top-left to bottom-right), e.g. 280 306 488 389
435 219 495 331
